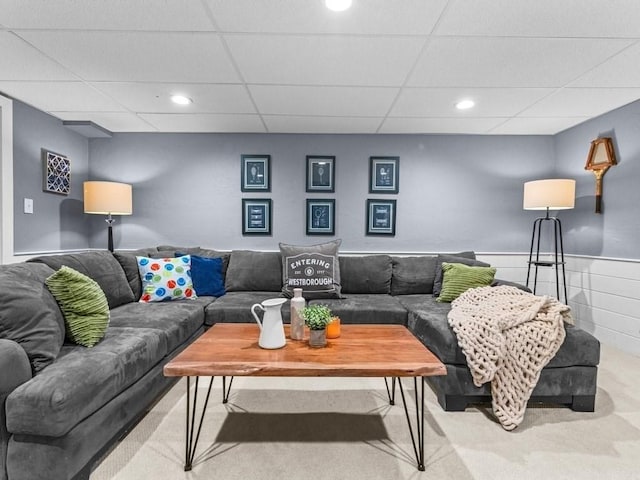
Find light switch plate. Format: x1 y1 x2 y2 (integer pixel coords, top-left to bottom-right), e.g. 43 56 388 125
24 198 33 214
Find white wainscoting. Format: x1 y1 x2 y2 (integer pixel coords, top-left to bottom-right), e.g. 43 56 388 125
479 253 640 357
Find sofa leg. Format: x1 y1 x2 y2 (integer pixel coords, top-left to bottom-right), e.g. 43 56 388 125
571 395 595 412
438 394 468 412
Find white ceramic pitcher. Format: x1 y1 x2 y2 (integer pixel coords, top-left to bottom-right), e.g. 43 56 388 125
251 298 287 349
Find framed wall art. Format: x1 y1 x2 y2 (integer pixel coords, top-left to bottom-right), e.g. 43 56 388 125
241 154 271 192
366 199 396 236
306 155 335 192
42 149 70 195
306 199 335 235
369 156 399 194
242 198 272 235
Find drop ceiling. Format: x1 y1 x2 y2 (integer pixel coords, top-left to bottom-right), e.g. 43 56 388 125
2 0 640 135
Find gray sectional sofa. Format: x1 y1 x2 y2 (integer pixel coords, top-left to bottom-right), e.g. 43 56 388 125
0 246 600 480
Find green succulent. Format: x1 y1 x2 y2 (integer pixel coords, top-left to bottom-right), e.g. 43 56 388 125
300 304 333 330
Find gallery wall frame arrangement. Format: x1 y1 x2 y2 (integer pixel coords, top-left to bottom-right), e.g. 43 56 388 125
366 199 396 236
369 156 399 194
306 199 335 235
42 148 70 195
241 154 271 192
306 155 335 193
242 198 272 235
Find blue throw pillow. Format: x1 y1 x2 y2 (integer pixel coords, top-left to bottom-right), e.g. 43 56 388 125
178 254 225 297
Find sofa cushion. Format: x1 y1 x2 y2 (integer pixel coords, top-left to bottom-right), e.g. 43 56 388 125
0 263 65 373
402 295 600 368
5 326 168 437
109 297 210 352
225 250 282 292
28 251 135 309
390 255 437 295
436 263 496 303
310 294 407 325
137 256 196 302
45 266 110 347
339 255 391 294
279 239 342 299
160 245 231 275
204 291 291 326
432 252 488 297
112 248 160 301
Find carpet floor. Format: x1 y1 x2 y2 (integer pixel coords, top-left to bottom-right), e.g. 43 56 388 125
91 343 640 480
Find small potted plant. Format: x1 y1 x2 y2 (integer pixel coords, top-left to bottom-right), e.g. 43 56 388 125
300 304 333 347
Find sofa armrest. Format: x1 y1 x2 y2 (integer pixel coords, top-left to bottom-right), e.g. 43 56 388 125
0 339 32 395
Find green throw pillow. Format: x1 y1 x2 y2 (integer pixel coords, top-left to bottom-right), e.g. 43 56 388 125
437 262 497 303
45 266 110 347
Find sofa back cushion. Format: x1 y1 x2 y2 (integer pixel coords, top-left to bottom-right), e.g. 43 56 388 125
225 250 282 292
390 256 437 295
112 248 158 301
339 255 391 294
0 263 65 373
28 251 135 309
158 245 231 275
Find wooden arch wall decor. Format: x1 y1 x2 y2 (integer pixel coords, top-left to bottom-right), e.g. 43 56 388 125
585 137 616 213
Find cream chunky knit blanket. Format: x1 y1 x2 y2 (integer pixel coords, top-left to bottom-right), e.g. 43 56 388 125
448 285 572 431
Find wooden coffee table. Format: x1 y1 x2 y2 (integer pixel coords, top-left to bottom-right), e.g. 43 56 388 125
164 323 446 472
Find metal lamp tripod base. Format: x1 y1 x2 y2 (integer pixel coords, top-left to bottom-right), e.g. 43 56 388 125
526 207 568 304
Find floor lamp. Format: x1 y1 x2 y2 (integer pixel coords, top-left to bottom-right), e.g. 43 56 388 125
83 181 133 252
523 179 575 304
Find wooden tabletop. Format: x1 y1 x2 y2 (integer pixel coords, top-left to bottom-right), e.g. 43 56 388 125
164 324 446 378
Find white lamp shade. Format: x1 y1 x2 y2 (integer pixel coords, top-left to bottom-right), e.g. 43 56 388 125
523 179 575 210
83 181 132 215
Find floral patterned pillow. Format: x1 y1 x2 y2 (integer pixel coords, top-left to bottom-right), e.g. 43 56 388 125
136 256 196 302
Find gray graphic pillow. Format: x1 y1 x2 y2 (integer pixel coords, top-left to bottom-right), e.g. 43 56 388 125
279 239 342 299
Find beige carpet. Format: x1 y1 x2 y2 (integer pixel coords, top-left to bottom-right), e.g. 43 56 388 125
91 344 640 480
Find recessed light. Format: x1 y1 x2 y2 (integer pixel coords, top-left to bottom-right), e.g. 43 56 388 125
455 99 475 110
325 0 352 12
171 95 192 105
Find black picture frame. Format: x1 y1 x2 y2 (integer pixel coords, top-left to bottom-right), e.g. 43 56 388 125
369 156 399 194
42 149 70 195
366 199 396 236
241 154 271 192
306 199 335 235
306 155 335 192
242 199 272 235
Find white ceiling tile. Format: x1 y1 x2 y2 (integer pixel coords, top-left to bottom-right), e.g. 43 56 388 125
0 81 127 112
52 112 157 132
139 113 266 133
16 31 240 83
571 42 640 87
379 117 508 134
518 88 640 117
226 34 425 86
263 115 381 134
436 0 640 38
390 87 554 117
0 0 215 31
0 32 77 81
490 117 589 135
408 37 633 88
249 85 398 117
207 0 448 35
91 82 256 114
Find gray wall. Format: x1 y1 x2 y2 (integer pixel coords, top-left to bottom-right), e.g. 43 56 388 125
13 101 90 253
555 99 640 260
89 133 555 253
